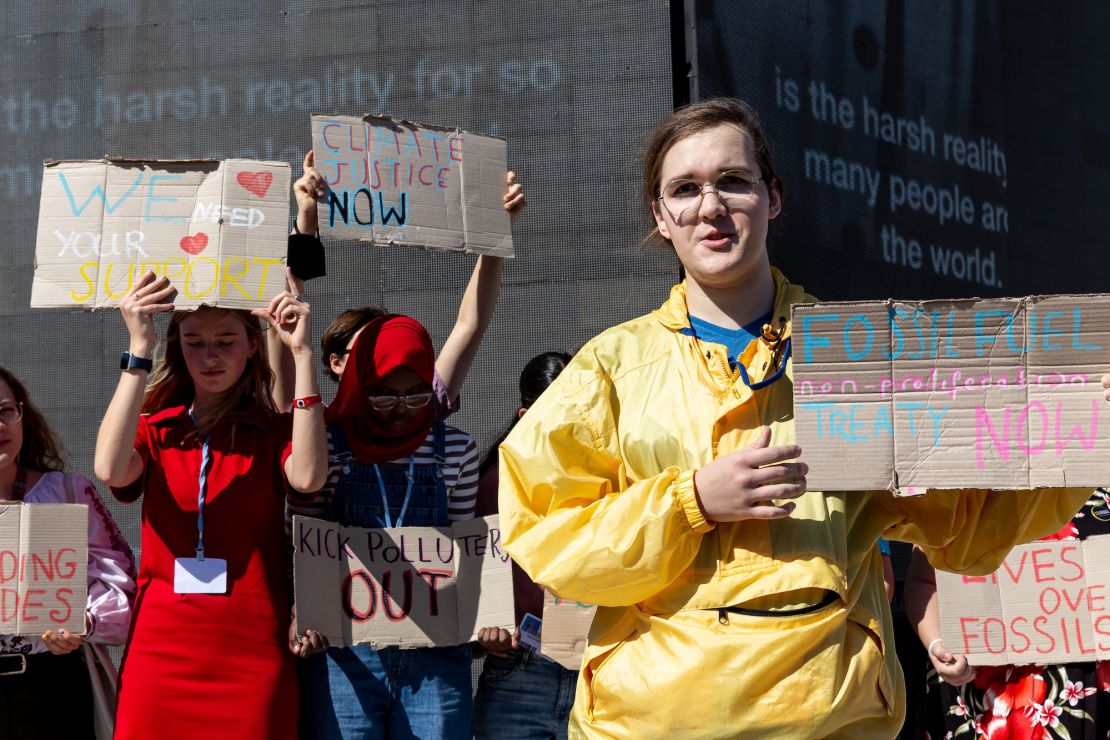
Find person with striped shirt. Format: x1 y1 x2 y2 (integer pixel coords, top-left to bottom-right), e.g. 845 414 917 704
294 314 481 740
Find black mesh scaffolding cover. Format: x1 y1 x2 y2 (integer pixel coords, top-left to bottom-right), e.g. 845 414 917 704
0 2 676 591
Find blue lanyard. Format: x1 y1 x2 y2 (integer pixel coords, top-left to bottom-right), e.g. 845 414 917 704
373 455 415 528
190 413 213 560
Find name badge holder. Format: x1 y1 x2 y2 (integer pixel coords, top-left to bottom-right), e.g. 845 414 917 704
174 419 228 594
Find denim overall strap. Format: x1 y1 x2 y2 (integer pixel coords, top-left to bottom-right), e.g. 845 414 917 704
431 419 448 523
324 423 355 523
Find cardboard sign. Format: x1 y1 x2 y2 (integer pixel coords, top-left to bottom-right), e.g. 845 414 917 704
293 514 514 648
33 158 291 309
312 114 512 257
937 535 1110 666
791 295 1110 490
0 502 88 635
540 590 596 670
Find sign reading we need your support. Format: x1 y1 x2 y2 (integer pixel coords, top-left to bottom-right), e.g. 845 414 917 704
792 296 1110 490
33 158 291 309
293 514 514 648
937 535 1110 666
0 503 88 635
312 114 513 257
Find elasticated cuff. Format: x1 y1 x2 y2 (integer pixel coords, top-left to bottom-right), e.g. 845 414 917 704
674 469 715 534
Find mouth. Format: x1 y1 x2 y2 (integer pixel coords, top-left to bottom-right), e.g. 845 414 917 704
699 230 735 249
199 369 226 379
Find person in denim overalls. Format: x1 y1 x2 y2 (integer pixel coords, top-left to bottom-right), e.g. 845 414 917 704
299 316 476 740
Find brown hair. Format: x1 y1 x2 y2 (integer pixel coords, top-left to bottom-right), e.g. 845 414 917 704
320 305 389 382
641 98 781 245
142 307 275 438
0 367 65 472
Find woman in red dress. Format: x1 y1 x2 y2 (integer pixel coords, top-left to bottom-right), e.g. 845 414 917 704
94 270 328 740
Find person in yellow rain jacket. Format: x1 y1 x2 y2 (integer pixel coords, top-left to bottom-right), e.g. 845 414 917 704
497 98 1101 739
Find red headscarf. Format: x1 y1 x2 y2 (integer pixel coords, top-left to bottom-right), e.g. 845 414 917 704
325 315 435 464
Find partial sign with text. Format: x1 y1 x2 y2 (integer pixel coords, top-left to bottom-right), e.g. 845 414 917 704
33 158 290 309
0 503 88 635
792 295 1110 490
937 535 1110 666
312 114 512 257
293 514 514 648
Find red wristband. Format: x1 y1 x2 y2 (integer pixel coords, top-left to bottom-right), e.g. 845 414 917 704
291 394 322 411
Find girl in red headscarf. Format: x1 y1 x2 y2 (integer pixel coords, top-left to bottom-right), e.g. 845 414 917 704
295 315 481 740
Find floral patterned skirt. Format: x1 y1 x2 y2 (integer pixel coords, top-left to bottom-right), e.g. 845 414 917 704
923 661 1110 739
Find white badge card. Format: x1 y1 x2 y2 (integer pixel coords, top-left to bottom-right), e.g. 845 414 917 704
518 612 542 653
174 557 228 594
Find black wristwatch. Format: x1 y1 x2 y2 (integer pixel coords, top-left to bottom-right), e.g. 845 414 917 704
120 352 154 373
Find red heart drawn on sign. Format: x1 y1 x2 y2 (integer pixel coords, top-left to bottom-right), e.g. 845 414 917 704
237 171 273 198
180 232 209 255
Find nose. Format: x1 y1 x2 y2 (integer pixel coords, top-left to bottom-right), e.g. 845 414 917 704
697 186 727 220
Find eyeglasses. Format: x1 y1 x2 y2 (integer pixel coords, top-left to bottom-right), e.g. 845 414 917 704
367 393 433 411
657 170 762 224
0 403 23 426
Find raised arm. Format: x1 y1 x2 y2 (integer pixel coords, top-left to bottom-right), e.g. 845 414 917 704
435 171 525 402
94 272 176 488
255 269 328 494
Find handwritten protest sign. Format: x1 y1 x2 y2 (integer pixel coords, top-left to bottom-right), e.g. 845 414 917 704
540 590 596 670
791 296 1110 490
311 114 512 257
0 503 87 635
937 535 1110 666
32 158 290 309
293 514 514 648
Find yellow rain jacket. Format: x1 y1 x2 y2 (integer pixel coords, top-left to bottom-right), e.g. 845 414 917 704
499 269 1092 739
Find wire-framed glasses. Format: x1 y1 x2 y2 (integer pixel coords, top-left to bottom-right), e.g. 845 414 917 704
657 170 762 224
0 402 23 426
366 393 433 412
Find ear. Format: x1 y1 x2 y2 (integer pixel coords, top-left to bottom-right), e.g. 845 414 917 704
516 407 528 420
651 200 672 241
767 180 783 221
329 353 347 378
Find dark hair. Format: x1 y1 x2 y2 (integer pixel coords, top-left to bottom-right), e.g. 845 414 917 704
0 366 65 472
479 351 573 475
641 98 781 245
321 305 389 382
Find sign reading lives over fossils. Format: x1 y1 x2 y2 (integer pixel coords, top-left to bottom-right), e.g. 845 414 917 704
791 295 1110 490
32 158 291 309
0 503 88 635
937 535 1110 666
293 514 514 648
312 114 512 257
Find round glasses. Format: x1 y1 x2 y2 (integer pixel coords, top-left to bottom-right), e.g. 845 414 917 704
367 393 433 412
657 170 762 224
0 403 23 426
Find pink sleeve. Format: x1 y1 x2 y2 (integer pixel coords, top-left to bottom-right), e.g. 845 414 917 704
75 475 137 645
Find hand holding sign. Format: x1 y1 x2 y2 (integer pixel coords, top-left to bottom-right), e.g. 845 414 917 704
119 271 178 357
294 151 328 236
925 638 976 687
41 625 86 655
504 171 526 226
252 269 312 356
476 626 517 657
693 427 808 522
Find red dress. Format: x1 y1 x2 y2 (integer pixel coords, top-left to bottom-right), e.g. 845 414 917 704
112 405 301 740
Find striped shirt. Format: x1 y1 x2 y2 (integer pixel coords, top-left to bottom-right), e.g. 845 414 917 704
291 423 480 524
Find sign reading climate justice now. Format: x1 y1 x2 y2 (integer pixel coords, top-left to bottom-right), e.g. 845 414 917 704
293 514 514 648
937 535 1110 666
32 158 291 309
311 114 513 257
791 296 1110 490
0 503 88 635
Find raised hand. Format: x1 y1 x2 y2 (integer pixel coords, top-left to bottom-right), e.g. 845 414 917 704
253 268 311 356
294 150 327 235
118 271 177 357
692 427 808 522
504 170 526 225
